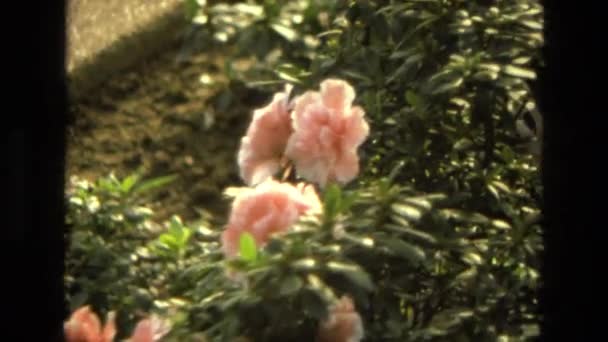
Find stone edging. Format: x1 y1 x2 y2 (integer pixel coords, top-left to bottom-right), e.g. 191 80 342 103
67 3 189 101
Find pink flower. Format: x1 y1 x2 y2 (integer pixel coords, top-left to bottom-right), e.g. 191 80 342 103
64 306 116 342
221 179 321 257
126 315 171 342
238 85 294 186
317 296 364 342
285 79 369 187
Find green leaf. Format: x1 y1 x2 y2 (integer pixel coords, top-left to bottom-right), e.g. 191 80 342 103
177 228 193 247
70 292 89 311
478 63 501 73
388 161 406 182
502 65 537 79
454 138 473 151
340 70 373 84
159 235 178 248
452 267 478 286
491 219 512 230
385 222 438 245
276 71 301 84
406 90 421 107
271 23 298 42
184 0 200 19
301 288 328 319
132 174 177 194
339 191 359 213
169 215 184 230
316 29 343 38
323 183 342 220
239 232 257 262
428 69 456 84
233 3 264 17
462 252 483 266
519 20 543 30
326 261 375 291
292 258 317 270
391 203 422 221
473 70 498 81
382 238 426 265
433 77 464 94
389 50 410 60
487 184 500 200
120 173 140 193
401 197 432 210
491 180 511 193
429 308 474 331
279 275 303 296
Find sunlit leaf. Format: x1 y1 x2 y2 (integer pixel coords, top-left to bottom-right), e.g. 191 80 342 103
502 65 537 79
433 78 464 94
239 232 257 262
276 71 301 83
271 23 298 42
462 252 483 266
391 203 422 221
492 219 512 230
132 174 177 194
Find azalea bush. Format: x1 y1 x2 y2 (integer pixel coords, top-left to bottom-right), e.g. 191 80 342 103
178 0 543 340
64 172 197 340
64 0 544 341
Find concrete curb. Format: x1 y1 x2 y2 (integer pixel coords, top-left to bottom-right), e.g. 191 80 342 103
67 1 189 101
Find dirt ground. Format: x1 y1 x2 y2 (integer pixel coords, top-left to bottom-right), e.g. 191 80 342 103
66 42 257 223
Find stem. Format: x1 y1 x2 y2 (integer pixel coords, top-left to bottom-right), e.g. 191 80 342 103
281 158 294 182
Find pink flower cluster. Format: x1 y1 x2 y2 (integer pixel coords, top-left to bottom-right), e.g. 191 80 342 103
221 179 321 258
317 296 364 342
64 306 169 342
224 79 368 342
237 79 369 188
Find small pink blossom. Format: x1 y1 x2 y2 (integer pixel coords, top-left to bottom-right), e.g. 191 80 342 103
317 296 364 342
285 79 369 187
126 315 171 342
64 306 116 342
238 85 294 186
221 179 321 257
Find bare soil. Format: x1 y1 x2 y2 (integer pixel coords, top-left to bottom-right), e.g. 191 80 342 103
66 43 258 223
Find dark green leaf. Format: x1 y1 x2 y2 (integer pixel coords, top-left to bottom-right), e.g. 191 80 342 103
184 0 199 19
429 308 474 332
279 275 303 296
388 160 406 182
382 238 426 265
406 90 421 107
326 261 375 291
323 183 342 220
385 223 438 245
301 288 328 319
454 138 473 151
132 174 177 194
